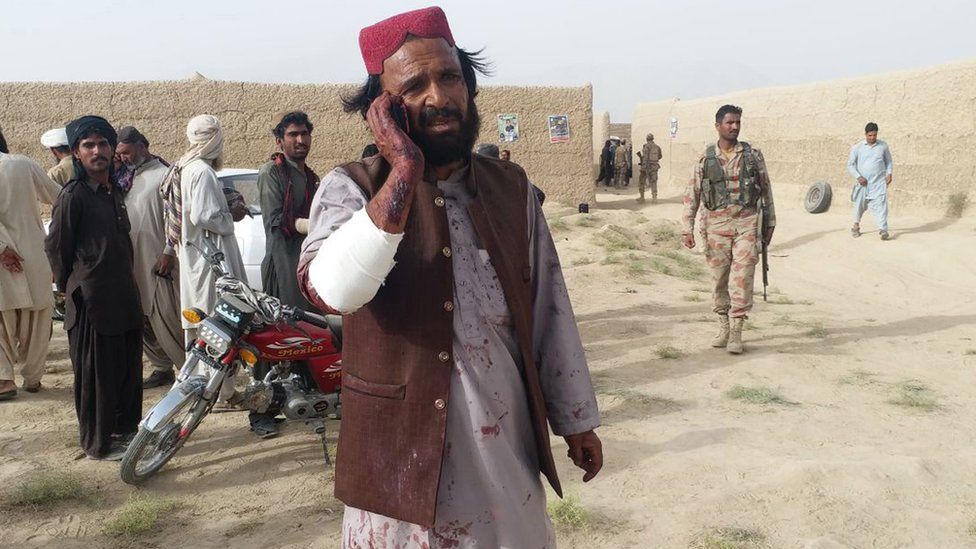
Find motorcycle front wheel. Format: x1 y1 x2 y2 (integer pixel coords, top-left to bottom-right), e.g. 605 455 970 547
120 387 213 485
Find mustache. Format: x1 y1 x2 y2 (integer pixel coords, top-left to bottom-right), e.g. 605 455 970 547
419 107 463 127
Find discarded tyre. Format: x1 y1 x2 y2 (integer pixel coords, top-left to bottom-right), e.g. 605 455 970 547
804 182 832 213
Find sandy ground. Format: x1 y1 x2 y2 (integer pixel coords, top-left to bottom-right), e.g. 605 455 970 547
2 183 975 548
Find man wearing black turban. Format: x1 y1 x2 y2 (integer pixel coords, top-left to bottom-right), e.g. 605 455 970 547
45 115 144 460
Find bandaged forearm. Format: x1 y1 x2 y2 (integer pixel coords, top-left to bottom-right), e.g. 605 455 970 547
307 207 403 314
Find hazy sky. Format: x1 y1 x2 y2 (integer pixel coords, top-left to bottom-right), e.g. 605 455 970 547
3 0 974 121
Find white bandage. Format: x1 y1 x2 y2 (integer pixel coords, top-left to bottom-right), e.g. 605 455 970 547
308 207 403 314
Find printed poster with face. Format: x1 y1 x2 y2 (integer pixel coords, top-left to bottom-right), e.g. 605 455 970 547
548 115 570 143
497 114 519 142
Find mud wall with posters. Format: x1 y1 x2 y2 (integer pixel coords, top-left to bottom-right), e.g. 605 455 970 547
0 76 595 206
631 59 976 215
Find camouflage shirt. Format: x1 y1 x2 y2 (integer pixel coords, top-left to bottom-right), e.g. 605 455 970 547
640 142 662 167
682 141 776 236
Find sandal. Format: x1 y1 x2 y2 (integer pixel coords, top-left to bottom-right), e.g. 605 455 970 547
851 226 861 238
23 382 41 393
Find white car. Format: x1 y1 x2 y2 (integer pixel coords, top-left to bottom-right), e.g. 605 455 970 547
216 168 265 290
50 168 268 320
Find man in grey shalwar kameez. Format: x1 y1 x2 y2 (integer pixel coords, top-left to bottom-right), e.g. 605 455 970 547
250 111 319 437
116 127 185 388
257 111 318 310
299 7 603 547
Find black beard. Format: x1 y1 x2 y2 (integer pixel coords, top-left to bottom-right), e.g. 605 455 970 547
412 100 481 167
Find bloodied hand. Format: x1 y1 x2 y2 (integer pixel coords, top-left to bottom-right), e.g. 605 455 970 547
565 430 603 482
366 91 424 179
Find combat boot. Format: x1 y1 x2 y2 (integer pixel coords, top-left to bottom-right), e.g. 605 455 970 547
711 315 730 348
727 317 745 354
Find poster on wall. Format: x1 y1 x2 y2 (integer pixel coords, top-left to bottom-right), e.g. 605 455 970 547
670 117 678 138
548 115 570 143
497 114 519 142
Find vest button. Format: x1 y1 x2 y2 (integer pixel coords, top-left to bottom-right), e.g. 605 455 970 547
442 247 452 258
434 398 446 410
434 196 445 207
443 301 454 312
438 351 450 362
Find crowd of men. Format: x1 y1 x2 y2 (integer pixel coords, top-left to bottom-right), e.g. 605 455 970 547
0 4 896 546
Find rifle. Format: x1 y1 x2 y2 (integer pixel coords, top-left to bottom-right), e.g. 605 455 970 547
760 198 769 302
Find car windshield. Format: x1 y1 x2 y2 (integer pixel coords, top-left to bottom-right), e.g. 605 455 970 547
219 173 260 209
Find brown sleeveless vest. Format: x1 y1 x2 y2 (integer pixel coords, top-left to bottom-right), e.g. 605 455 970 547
333 154 561 527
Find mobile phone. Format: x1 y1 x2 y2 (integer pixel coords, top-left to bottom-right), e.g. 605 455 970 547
389 101 410 135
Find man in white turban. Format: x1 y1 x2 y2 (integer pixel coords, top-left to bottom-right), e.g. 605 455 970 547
40 127 74 186
161 115 247 404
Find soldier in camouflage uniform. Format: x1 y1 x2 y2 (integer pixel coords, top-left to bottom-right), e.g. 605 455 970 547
681 105 776 354
637 133 662 202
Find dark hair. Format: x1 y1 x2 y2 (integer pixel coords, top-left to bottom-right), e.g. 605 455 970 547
273 111 313 138
342 46 492 119
0 129 7 154
475 143 499 158
361 143 379 158
715 104 743 124
865 122 878 133
54 145 71 154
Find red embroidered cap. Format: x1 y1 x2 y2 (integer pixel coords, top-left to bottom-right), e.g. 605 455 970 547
359 6 456 75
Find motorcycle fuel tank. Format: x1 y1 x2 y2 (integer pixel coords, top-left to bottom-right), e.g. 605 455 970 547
246 320 339 361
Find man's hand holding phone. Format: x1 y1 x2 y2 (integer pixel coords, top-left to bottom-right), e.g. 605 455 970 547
366 92 424 181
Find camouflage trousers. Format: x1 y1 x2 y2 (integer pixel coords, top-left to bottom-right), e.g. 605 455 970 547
639 166 659 199
704 229 759 318
613 166 628 187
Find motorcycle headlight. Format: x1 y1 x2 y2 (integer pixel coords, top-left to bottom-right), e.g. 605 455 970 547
198 318 233 354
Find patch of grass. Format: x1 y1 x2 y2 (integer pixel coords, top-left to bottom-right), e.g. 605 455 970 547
654 250 705 280
104 496 180 537
593 228 639 253
693 287 711 293
726 385 798 406
838 368 877 386
887 380 939 412
548 218 568 231
571 257 594 267
601 254 622 266
964 349 976 356
693 526 768 549
605 388 676 407
576 215 597 227
947 192 969 218
648 223 677 243
804 322 828 338
655 345 682 359
3 471 93 509
649 257 672 275
968 519 976 538
683 294 704 302
547 492 587 530
624 259 647 278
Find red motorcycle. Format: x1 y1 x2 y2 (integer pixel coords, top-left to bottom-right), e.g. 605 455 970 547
120 238 342 485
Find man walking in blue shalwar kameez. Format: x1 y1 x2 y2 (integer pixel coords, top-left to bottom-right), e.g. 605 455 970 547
848 122 894 240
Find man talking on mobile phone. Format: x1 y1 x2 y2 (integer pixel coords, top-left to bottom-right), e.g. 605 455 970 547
297 6 602 547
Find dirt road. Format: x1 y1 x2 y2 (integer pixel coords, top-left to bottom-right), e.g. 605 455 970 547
2 186 974 548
